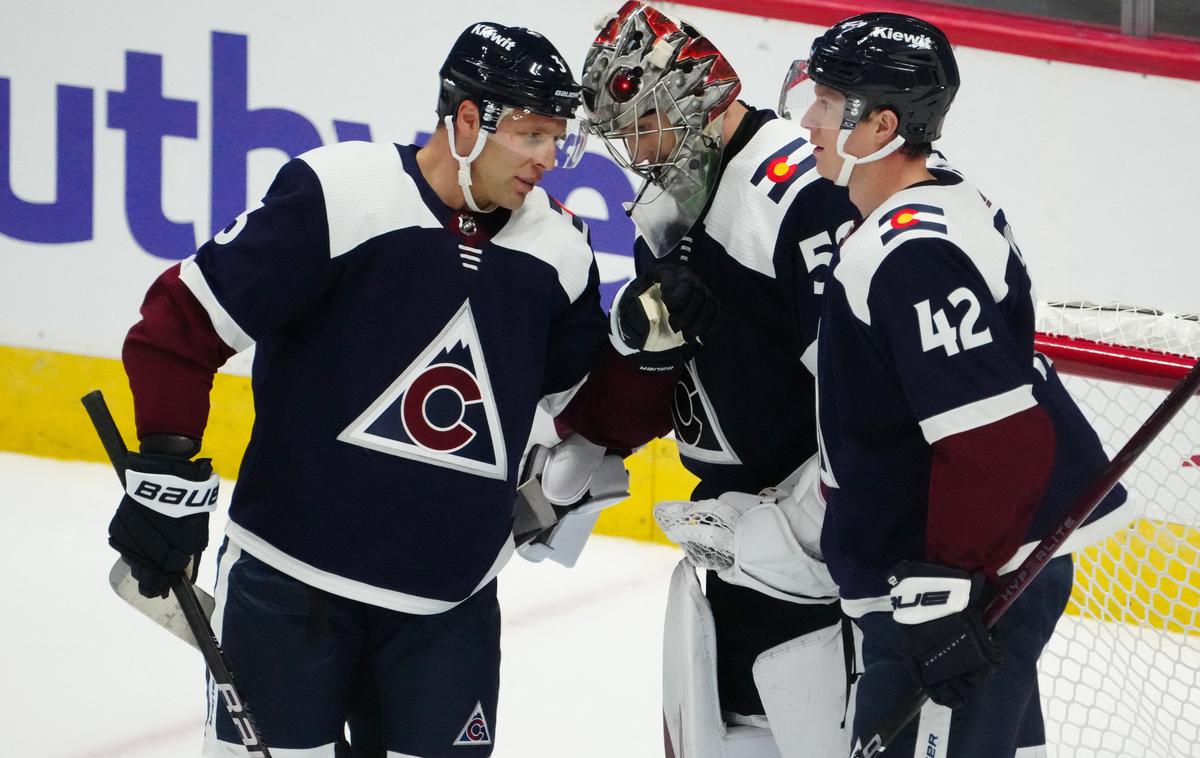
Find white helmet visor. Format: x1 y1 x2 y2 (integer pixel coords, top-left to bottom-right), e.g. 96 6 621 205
778 59 851 131
488 107 587 169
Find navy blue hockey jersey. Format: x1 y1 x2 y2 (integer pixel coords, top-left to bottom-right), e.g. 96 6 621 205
635 107 860 497
174 141 605 613
816 165 1132 615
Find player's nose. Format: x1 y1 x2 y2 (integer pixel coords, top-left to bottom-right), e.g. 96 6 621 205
633 136 659 165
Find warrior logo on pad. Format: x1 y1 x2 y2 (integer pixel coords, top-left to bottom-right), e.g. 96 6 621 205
339 300 507 479
452 701 493 746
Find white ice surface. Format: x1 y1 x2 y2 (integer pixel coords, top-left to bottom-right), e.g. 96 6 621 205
7 452 1195 758
0 453 679 757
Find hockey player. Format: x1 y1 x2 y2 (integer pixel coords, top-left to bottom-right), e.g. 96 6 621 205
580 3 862 755
106 22 608 757
780 13 1134 756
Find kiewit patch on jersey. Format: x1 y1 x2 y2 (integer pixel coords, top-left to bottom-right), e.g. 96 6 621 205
749 135 815 203
672 361 741 465
338 300 507 479
879 204 947 244
452 701 493 746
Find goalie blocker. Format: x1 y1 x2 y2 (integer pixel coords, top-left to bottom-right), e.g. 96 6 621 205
656 455 858 757
514 432 631 567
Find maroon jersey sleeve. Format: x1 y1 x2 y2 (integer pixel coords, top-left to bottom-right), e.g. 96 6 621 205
122 263 236 441
926 404 1055 577
555 344 678 450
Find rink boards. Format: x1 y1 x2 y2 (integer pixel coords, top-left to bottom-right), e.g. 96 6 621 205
4 342 1196 637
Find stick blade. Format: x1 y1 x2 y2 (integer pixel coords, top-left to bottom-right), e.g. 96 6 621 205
108 558 215 650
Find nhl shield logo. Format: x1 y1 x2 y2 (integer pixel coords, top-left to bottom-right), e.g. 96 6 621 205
338 300 507 479
452 701 493 746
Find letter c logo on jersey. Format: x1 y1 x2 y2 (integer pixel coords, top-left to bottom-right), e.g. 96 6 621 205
401 364 482 452
338 301 508 479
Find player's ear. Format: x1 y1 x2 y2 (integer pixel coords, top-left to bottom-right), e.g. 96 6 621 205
873 108 901 150
454 100 481 153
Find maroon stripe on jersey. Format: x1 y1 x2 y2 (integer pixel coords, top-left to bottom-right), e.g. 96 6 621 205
926 404 1055 578
556 344 678 451
123 263 236 441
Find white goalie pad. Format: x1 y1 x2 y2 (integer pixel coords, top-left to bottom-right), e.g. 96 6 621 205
653 454 838 602
663 561 781 758
517 434 630 567
752 618 859 757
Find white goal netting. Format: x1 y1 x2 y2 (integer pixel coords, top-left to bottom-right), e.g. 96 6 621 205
1034 302 1200 757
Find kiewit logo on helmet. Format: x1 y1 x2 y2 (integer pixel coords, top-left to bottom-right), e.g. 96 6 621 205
870 27 934 49
472 24 517 51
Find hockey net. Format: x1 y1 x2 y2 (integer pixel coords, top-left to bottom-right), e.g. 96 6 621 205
1033 302 1200 757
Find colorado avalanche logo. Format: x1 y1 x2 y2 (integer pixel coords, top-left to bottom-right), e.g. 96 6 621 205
671 361 741 465
452 701 493 746
338 301 507 479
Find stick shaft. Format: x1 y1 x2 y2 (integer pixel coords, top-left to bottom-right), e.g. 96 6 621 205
854 356 1200 757
82 390 272 757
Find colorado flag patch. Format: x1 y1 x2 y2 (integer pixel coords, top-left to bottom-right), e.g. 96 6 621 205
750 136 814 203
338 300 507 479
879 203 947 244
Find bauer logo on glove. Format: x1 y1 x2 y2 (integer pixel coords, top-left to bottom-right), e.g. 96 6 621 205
127 469 220 516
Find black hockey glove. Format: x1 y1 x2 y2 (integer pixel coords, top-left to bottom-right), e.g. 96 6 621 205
889 561 1002 709
611 263 721 373
654 263 721 343
107 436 218 599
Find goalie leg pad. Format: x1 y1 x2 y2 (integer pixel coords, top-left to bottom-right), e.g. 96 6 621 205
662 561 781 758
752 619 861 757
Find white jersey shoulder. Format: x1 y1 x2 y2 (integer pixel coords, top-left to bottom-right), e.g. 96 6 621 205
704 117 820 279
835 176 1012 325
298 141 441 259
492 186 594 303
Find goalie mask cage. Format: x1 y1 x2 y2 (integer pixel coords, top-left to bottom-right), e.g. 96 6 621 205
1034 302 1200 757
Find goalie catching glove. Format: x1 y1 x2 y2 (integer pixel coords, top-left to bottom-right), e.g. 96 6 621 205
653 454 838 602
610 263 721 373
889 561 1002 709
107 435 218 599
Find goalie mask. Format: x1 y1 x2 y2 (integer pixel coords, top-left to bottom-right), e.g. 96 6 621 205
438 23 588 212
581 1 741 255
778 13 959 186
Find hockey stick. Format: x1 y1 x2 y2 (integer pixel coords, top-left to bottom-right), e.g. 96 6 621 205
108 557 216 650
853 355 1200 758
118 445 619 644
81 390 272 758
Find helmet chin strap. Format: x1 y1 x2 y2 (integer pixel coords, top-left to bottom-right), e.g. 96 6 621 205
833 130 906 187
444 114 497 213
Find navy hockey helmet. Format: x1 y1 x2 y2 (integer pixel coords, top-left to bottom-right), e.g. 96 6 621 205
436 23 586 212
801 13 959 143
438 22 583 132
